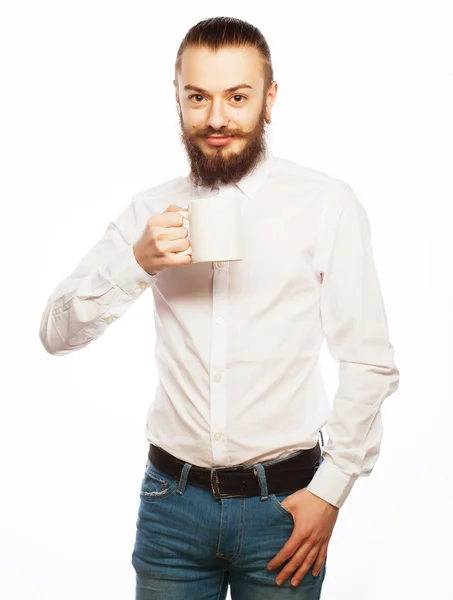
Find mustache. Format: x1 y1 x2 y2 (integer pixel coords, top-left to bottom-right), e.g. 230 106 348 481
193 129 246 139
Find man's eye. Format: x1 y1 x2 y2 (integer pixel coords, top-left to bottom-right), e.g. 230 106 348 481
188 94 246 103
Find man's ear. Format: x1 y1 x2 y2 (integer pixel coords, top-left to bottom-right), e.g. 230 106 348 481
265 80 278 125
173 79 180 104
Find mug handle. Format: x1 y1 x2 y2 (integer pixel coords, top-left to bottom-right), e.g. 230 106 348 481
176 210 192 255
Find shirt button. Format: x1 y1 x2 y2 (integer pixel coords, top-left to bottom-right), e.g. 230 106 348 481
214 373 222 382
214 432 223 440
215 317 224 325
104 315 117 323
216 262 225 268
138 281 150 290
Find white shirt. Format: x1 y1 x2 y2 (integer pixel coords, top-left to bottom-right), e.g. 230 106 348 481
39 150 399 508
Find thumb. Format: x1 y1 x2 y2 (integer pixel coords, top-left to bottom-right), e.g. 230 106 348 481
164 204 186 213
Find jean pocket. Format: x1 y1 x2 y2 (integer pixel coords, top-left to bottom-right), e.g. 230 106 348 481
269 492 294 520
139 459 179 501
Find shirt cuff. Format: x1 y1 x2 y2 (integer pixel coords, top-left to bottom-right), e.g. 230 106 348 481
101 244 158 296
305 458 358 509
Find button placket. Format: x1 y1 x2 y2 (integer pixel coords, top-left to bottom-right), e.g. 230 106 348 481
210 259 229 459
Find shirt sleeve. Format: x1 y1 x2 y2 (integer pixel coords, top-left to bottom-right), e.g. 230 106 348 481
306 181 400 508
39 194 157 355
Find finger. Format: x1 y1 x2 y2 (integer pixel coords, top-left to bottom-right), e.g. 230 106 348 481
160 225 189 241
311 540 328 576
274 539 316 586
167 249 192 267
267 529 307 571
151 213 186 231
164 237 191 254
164 204 186 212
290 543 322 586
165 212 188 227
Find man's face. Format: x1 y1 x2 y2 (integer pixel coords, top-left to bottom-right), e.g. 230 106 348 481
174 45 277 188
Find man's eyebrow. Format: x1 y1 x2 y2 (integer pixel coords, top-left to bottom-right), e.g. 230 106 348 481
183 83 254 94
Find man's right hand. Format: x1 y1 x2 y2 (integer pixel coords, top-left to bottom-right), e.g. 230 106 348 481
132 204 191 276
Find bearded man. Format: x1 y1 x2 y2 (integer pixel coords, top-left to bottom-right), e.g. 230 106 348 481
40 16 400 600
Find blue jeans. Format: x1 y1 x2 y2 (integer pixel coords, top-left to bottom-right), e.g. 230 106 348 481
131 450 327 599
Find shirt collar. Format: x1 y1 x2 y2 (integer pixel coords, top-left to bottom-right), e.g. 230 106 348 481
194 149 276 201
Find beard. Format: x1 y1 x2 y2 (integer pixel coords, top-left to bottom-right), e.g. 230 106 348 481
177 100 269 188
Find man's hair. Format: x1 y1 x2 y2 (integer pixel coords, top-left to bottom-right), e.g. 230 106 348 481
175 17 274 92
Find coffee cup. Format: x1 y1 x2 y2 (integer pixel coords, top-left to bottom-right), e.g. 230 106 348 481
176 195 243 263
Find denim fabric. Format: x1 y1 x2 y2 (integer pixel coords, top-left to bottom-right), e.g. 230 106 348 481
131 450 326 599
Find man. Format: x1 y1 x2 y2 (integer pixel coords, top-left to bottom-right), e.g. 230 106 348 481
39 16 400 599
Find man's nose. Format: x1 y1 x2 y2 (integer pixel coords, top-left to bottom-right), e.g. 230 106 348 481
205 99 230 130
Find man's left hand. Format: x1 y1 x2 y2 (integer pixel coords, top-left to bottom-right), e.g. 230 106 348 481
266 488 339 587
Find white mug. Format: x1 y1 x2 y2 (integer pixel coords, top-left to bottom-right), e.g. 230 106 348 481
176 195 243 263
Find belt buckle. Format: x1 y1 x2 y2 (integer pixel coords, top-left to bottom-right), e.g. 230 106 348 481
210 465 247 499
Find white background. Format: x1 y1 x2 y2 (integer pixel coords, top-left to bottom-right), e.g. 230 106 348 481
1 1 452 598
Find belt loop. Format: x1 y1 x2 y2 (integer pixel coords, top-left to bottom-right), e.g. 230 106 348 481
176 462 192 495
253 463 269 502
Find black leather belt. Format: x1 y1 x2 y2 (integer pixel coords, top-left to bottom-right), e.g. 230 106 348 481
148 443 321 499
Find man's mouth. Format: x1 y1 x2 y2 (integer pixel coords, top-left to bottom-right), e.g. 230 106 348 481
205 135 233 147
